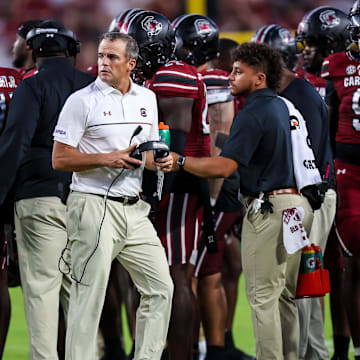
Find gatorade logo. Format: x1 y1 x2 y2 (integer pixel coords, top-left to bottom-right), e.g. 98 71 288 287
306 257 316 269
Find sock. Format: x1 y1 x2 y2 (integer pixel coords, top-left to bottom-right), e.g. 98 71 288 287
333 335 350 356
224 329 234 348
205 345 225 360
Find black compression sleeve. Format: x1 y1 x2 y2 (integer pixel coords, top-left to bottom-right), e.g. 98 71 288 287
169 128 188 154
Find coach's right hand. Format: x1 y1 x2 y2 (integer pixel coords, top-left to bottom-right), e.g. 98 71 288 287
105 144 142 169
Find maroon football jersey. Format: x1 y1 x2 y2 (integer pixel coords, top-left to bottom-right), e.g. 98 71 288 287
321 51 360 144
297 68 326 100
0 67 22 134
146 60 210 157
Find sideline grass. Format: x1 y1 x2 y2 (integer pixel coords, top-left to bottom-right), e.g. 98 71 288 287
3 281 355 359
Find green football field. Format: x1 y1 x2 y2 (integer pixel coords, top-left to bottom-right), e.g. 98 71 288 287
2 278 355 359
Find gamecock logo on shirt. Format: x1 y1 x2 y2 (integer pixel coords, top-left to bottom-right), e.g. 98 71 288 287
319 10 340 29
195 19 212 37
141 16 162 37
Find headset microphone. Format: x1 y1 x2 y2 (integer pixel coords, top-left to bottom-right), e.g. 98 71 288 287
131 125 143 142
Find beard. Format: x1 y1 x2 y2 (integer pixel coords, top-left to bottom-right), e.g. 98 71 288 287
12 53 27 69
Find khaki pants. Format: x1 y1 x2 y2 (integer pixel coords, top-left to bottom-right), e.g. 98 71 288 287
15 196 71 360
297 188 337 360
242 194 313 360
65 192 173 360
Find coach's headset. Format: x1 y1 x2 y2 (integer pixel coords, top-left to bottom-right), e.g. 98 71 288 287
26 20 80 58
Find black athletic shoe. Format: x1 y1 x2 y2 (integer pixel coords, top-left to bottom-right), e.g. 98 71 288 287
330 356 348 360
226 347 256 360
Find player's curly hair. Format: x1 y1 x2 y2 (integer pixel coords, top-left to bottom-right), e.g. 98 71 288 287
231 42 283 91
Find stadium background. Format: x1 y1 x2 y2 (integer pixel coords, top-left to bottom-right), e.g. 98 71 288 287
0 0 356 358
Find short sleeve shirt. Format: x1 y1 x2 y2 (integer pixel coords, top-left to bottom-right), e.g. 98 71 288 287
221 88 296 196
54 77 159 197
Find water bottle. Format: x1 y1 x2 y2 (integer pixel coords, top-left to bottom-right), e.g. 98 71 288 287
156 122 170 201
159 122 170 148
299 245 316 274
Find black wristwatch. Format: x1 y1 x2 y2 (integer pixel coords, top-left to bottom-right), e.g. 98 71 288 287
177 155 186 169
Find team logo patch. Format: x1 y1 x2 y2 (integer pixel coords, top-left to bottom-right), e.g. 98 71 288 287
319 10 340 29
195 19 212 37
140 107 147 117
279 28 295 45
141 16 162 37
346 64 356 75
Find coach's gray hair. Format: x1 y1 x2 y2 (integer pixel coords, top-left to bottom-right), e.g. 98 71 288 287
99 32 139 60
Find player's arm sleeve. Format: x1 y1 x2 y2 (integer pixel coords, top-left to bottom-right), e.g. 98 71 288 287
220 110 263 166
53 92 87 148
0 81 40 205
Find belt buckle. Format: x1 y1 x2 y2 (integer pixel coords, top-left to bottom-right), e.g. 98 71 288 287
123 197 128 205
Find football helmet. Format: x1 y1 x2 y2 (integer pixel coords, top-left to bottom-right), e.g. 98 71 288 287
26 19 80 57
108 8 142 32
121 11 175 80
252 24 298 71
296 6 351 54
349 0 360 48
172 14 219 67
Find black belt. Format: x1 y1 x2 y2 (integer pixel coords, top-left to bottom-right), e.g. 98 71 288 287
92 193 140 205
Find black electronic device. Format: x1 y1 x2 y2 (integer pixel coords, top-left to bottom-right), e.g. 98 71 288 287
130 140 170 168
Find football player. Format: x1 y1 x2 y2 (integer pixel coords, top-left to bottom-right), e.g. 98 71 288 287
11 19 42 79
321 2 360 358
296 6 350 99
123 10 208 360
296 8 352 359
0 66 23 357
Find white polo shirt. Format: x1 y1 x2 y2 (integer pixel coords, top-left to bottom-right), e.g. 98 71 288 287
53 77 159 197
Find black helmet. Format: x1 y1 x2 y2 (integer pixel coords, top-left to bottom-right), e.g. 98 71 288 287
296 6 351 54
122 11 175 80
349 0 360 46
26 19 80 57
108 8 142 32
252 24 298 71
172 14 219 67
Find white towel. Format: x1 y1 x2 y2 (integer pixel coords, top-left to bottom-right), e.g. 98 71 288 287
279 96 322 191
282 206 310 254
